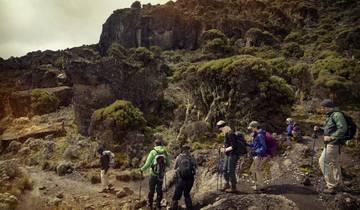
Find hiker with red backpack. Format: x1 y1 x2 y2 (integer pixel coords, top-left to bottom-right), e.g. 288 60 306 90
140 139 171 209
216 120 247 193
314 99 357 194
248 121 277 191
170 144 197 210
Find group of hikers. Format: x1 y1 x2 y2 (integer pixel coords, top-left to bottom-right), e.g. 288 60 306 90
96 98 357 209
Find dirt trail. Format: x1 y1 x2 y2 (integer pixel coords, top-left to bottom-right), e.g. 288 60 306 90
16 167 146 210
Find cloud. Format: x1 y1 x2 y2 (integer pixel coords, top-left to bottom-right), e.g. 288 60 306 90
0 0 169 59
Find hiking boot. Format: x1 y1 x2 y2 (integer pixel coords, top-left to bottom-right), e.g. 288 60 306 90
221 183 230 192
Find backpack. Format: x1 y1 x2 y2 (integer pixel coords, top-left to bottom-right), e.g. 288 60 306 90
178 154 195 179
332 112 357 144
265 132 278 156
151 149 166 178
234 132 248 155
103 150 115 168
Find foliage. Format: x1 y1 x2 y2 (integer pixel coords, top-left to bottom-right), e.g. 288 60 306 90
31 89 60 115
129 47 155 65
202 38 232 56
201 29 227 42
282 42 304 58
91 100 146 133
107 43 127 59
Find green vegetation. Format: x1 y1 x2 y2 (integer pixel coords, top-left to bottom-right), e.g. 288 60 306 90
282 42 304 58
92 100 146 133
107 43 127 59
129 47 155 65
202 38 232 56
201 29 227 42
31 89 60 115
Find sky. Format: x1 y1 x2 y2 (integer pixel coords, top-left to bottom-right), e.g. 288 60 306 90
0 0 168 59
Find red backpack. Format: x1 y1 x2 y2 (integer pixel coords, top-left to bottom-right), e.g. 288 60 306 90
265 132 278 156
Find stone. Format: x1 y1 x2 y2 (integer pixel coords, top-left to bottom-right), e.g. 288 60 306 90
39 186 46 190
6 141 22 153
18 147 31 156
56 192 64 199
56 162 73 176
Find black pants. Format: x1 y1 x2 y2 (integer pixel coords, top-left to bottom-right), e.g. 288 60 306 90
149 175 163 206
223 154 239 186
172 177 194 210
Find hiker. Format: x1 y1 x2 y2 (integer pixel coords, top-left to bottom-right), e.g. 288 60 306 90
140 139 170 209
314 99 347 194
97 147 114 193
170 144 197 210
248 121 268 191
216 120 246 193
286 118 301 141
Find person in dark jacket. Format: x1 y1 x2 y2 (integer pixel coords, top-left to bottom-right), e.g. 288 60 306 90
248 121 268 191
98 147 112 193
170 144 197 210
217 120 241 193
314 99 347 194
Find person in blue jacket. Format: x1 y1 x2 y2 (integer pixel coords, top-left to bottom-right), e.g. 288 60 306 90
248 121 268 191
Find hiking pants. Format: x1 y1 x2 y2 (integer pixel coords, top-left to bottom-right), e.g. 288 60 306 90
148 175 163 205
319 144 343 189
251 156 268 187
100 169 109 189
171 177 194 210
223 154 239 187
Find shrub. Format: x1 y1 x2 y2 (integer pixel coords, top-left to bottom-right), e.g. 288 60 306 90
31 89 60 115
91 100 146 133
202 38 231 56
129 47 155 65
244 28 279 47
131 1 141 9
282 42 304 58
284 31 303 43
107 43 127 59
201 29 227 42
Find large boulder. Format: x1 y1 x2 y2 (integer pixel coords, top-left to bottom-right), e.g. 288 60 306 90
9 86 73 117
65 54 166 136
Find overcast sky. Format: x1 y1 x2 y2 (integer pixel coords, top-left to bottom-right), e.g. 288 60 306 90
0 0 168 59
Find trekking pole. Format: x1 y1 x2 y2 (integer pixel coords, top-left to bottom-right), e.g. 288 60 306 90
310 131 318 169
139 172 142 201
320 144 328 193
217 148 220 191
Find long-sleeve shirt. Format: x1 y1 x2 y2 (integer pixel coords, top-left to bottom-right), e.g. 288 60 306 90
140 146 170 176
249 129 267 156
322 108 348 145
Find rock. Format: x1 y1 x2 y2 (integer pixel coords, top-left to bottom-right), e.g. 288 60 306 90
63 146 80 160
1 122 66 142
66 55 167 135
98 5 201 53
49 197 62 206
90 174 101 184
26 138 44 151
39 186 46 190
9 86 72 117
244 28 278 47
6 141 22 154
56 162 73 176
56 192 64 199
333 193 360 210
116 172 132 182
18 147 31 156
42 141 56 159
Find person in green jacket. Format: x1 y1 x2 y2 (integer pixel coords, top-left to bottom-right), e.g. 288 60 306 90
314 99 347 194
140 139 170 209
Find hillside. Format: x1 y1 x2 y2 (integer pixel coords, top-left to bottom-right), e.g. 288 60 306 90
0 0 360 210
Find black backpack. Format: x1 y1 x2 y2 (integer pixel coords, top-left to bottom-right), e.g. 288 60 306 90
333 112 357 144
151 149 166 179
178 154 195 179
234 132 247 155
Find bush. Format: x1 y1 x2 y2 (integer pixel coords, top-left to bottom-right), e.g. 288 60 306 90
107 43 127 59
282 42 304 58
201 29 227 42
335 26 360 57
92 100 146 133
202 38 231 55
129 47 155 65
131 1 141 9
182 55 295 130
244 28 278 47
31 89 60 115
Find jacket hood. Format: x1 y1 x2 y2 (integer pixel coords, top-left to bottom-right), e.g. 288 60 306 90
154 146 167 153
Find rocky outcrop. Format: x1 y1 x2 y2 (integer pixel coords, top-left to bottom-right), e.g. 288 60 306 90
66 54 166 135
99 5 202 53
9 86 72 117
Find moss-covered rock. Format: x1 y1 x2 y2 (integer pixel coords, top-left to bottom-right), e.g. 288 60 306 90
182 55 295 130
89 100 146 143
31 89 60 115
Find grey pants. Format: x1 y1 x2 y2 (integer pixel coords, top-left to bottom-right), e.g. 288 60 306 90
223 154 239 186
